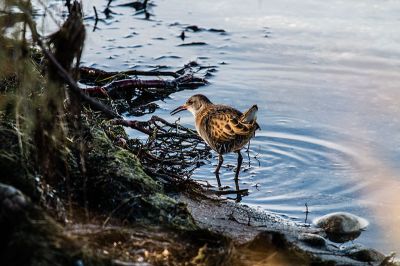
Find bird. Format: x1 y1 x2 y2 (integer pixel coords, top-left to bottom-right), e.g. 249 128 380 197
170 94 260 192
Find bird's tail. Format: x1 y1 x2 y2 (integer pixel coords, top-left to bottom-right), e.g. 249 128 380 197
241 105 258 123
241 105 261 130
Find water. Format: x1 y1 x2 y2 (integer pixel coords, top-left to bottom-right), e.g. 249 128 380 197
38 0 400 254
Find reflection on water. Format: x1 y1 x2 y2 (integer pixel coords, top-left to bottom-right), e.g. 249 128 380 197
37 0 400 254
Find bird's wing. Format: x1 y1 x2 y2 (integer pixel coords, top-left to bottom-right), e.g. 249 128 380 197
204 107 256 142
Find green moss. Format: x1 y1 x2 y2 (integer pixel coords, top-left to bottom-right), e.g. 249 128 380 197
75 124 197 230
146 193 197 230
86 128 161 195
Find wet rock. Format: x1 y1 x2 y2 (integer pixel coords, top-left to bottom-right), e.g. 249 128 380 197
345 246 386 263
0 183 28 212
326 230 361 243
0 183 29 234
313 212 368 243
240 231 311 265
298 233 326 248
245 231 288 251
112 259 151 266
314 212 369 233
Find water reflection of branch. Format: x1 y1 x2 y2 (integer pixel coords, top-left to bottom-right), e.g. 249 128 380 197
37 0 61 27
304 203 310 224
254 145 261 167
103 0 114 19
118 0 149 11
92 6 99 32
245 141 251 167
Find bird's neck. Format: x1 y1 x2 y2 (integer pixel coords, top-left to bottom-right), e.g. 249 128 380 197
193 103 212 118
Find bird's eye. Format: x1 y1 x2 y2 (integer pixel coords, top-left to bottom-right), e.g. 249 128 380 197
187 100 193 104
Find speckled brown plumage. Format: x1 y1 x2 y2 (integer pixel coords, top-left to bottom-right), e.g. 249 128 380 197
196 104 259 154
171 94 260 191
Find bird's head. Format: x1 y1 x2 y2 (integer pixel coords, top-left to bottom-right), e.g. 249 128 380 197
170 94 212 116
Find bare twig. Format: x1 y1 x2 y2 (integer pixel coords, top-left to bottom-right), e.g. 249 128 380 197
112 117 202 140
112 116 210 183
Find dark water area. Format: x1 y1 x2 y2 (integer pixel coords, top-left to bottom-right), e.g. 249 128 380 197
37 0 400 254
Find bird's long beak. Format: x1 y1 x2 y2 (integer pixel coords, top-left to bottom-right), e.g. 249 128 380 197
170 104 187 115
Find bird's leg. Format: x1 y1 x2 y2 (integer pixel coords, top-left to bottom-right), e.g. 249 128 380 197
234 151 243 202
234 151 243 182
214 154 223 189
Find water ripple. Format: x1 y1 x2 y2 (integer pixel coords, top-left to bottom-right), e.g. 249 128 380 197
193 125 366 220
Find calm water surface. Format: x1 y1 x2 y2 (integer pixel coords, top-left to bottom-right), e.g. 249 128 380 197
40 0 400 254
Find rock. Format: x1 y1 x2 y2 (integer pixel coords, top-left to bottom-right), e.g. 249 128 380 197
346 246 386 263
0 183 109 266
326 231 361 243
112 259 151 266
313 212 368 242
0 183 28 212
313 212 368 243
298 233 326 248
245 231 288 251
0 183 29 228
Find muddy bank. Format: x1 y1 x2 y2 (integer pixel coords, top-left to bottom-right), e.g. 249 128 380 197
181 195 396 265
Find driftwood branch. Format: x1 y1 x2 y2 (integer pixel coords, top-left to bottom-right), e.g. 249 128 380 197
81 72 208 98
80 66 181 80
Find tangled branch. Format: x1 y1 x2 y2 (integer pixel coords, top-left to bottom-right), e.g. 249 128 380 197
112 116 211 183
